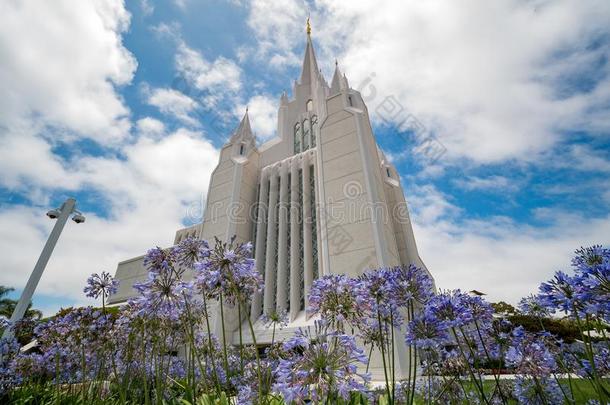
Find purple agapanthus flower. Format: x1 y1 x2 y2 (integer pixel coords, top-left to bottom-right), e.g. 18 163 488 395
538 271 580 316
424 290 474 329
308 274 372 332
405 312 450 350
133 246 192 319
83 271 119 301
174 236 210 267
536 245 610 321
518 294 551 318
261 309 289 329
513 376 564 405
391 264 435 306
273 323 370 403
194 237 262 304
505 327 557 377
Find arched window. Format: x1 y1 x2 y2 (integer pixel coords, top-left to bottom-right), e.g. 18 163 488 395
302 118 310 151
306 99 313 112
310 115 318 147
239 144 245 155
294 122 301 153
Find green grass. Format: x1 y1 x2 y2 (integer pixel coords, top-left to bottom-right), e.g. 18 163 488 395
451 378 608 405
4 378 608 404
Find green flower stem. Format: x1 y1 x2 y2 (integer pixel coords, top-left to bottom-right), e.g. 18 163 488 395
472 319 507 404
452 327 490 405
202 293 222 395
218 291 230 378
375 299 392 405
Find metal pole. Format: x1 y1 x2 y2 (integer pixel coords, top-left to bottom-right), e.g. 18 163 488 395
1 198 75 342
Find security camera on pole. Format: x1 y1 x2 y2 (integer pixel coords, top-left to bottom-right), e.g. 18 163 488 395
1 197 85 343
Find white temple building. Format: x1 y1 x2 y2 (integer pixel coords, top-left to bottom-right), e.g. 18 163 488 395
109 23 433 379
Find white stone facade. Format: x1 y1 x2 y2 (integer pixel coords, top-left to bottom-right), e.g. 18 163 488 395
110 31 433 379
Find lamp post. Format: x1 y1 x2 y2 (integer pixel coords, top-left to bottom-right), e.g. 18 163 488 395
1 198 85 342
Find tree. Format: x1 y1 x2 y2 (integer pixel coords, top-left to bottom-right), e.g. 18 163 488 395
491 301 516 315
1 285 43 345
0 285 43 321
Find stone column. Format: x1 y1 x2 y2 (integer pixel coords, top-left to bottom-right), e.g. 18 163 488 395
263 168 279 315
301 152 313 313
251 170 269 320
289 157 300 321
276 162 289 312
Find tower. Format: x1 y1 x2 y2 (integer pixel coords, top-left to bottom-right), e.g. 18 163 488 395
109 23 432 379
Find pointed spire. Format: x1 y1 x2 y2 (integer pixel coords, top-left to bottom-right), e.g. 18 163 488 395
341 72 350 90
280 91 288 106
330 60 343 94
230 109 254 143
299 19 320 86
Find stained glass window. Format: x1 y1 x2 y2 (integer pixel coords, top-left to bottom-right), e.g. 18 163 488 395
298 168 304 310
286 173 291 312
310 165 318 281
294 122 301 153
311 115 318 147
302 118 310 151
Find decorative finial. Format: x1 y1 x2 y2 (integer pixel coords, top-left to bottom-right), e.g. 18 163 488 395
246 106 249 113
335 59 338 66
306 16 311 35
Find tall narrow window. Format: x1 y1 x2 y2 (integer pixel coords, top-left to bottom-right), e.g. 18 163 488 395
306 99 313 112
252 182 261 256
286 173 291 312
302 118 310 151
310 165 318 282
386 167 391 177
294 122 301 153
272 177 280 311
310 115 318 147
298 168 304 310
239 144 245 155
348 95 353 106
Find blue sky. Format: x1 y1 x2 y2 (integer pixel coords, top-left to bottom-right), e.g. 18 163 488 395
1 0 609 315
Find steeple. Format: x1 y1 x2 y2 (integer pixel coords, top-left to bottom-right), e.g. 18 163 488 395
229 109 254 144
299 18 320 86
330 60 342 94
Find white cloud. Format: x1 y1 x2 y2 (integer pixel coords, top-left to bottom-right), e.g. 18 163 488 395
175 42 243 108
407 185 610 304
170 36 281 141
0 0 137 144
247 0 610 164
561 145 610 172
0 0 223 314
245 0 307 68
173 0 188 10
234 95 278 140
144 87 199 127
454 175 520 193
0 128 219 306
136 117 165 136
0 124 72 192
140 0 154 16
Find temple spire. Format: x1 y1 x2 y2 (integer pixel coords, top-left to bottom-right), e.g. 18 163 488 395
299 18 320 86
229 109 254 143
330 60 342 93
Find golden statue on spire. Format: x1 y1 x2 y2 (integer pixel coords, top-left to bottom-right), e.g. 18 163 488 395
306 16 311 35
